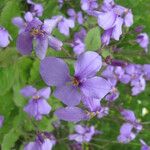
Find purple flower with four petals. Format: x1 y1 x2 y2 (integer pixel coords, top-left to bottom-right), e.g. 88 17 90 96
40 51 111 106
15 16 63 59
20 86 51 120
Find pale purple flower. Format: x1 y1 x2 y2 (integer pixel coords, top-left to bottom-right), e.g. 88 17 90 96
0 115 4 128
140 140 150 150
67 9 84 24
117 123 136 143
55 107 88 122
81 0 98 13
143 64 150 80
118 109 142 143
115 66 130 84
40 51 111 106
58 17 75 36
72 28 86 55
121 109 142 132
0 26 11 48
69 125 96 143
24 133 56 150
131 75 146 96
105 89 119 101
27 0 43 17
82 97 109 118
12 12 33 33
15 16 63 59
98 1 133 45
21 86 51 120
136 33 149 53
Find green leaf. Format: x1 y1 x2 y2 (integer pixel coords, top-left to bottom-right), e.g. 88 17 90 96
29 59 40 83
1 128 21 150
0 0 21 40
17 57 33 84
0 48 19 67
85 27 101 51
0 65 16 95
13 82 26 108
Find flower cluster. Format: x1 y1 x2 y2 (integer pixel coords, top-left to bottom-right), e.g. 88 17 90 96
118 109 142 143
102 63 150 98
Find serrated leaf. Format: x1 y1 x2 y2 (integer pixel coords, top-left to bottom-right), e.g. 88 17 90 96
85 27 101 51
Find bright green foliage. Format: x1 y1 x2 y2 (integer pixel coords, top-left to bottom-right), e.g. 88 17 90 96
85 27 101 51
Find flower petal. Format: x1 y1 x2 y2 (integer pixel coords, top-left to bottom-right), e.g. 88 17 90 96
43 16 63 34
40 57 70 86
54 85 81 106
12 17 25 29
124 11 133 27
74 51 102 79
17 32 33 55
111 17 123 40
20 85 37 97
37 99 51 115
98 11 116 30
35 37 48 60
37 87 51 99
0 28 10 48
81 77 111 99
48 35 63 51
55 107 88 122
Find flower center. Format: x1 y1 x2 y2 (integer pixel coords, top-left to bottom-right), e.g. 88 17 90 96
30 28 44 37
33 95 40 100
72 77 80 86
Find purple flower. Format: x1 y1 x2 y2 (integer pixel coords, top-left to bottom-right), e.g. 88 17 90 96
140 140 150 150
55 107 89 122
58 17 75 36
0 26 11 48
0 115 4 128
115 66 130 84
131 75 146 96
143 64 150 80
135 26 144 33
67 9 84 24
117 123 136 143
118 109 142 143
82 97 109 118
24 133 56 150
136 33 149 53
69 124 96 143
20 86 51 120
105 81 119 101
70 143 82 150
98 1 133 45
15 16 63 59
12 12 33 33
72 28 86 55
81 0 98 13
121 109 142 129
27 0 43 17
40 51 111 106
